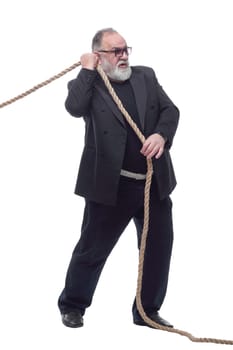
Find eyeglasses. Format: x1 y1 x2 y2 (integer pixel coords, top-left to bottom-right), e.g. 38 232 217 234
98 46 132 57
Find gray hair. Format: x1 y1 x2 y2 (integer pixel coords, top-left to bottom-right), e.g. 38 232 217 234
91 28 118 51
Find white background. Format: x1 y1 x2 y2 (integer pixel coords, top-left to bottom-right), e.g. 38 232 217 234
0 0 233 348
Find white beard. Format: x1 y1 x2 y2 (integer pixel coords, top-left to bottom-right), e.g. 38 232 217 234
101 59 132 82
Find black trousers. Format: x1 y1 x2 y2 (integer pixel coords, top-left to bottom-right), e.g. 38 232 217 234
58 176 173 318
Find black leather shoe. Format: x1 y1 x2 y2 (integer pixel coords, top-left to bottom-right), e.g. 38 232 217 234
134 311 173 328
61 311 83 328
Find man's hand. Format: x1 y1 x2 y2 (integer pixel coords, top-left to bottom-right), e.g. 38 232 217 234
140 133 166 160
80 53 99 70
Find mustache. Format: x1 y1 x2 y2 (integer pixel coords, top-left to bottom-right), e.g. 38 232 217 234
117 60 129 67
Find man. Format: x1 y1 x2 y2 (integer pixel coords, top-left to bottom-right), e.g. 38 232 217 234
58 28 179 328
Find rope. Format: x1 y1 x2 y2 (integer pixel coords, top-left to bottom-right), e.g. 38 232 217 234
0 62 81 109
1 61 233 344
96 65 233 345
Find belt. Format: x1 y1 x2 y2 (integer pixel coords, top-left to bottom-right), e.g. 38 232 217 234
120 169 147 180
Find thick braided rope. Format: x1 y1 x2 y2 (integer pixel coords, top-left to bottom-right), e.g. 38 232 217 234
0 62 81 109
97 65 233 345
0 61 233 344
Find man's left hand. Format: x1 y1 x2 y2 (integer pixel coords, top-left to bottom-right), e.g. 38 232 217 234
140 133 166 160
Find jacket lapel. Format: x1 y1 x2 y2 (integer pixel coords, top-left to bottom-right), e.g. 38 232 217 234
130 68 147 131
95 68 147 130
95 84 126 127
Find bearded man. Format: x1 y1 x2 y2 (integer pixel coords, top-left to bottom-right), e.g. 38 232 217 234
58 28 179 329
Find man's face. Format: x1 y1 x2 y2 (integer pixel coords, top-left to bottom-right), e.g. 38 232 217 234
97 32 132 81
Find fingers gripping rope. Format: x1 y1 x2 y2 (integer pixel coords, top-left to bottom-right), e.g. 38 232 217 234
1 62 233 345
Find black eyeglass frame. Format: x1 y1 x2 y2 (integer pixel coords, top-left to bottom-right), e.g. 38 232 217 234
97 46 132 57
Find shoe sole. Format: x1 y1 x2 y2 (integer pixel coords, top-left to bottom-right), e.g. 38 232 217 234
62 319 84 328
134 320 155 328
134 320 173 328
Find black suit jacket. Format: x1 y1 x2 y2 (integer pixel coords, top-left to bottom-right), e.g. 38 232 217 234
65 66 179 205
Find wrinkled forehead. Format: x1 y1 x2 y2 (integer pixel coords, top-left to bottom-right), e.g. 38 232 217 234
101 32 127 49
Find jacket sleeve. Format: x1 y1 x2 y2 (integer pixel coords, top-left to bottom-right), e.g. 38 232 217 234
65 68 98 117
151 71 180 149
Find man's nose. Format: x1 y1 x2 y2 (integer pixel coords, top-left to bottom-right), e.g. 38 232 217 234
120 50 128 59
122 50 128 58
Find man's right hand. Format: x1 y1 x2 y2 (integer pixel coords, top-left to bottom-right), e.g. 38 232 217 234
80 53 99 70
